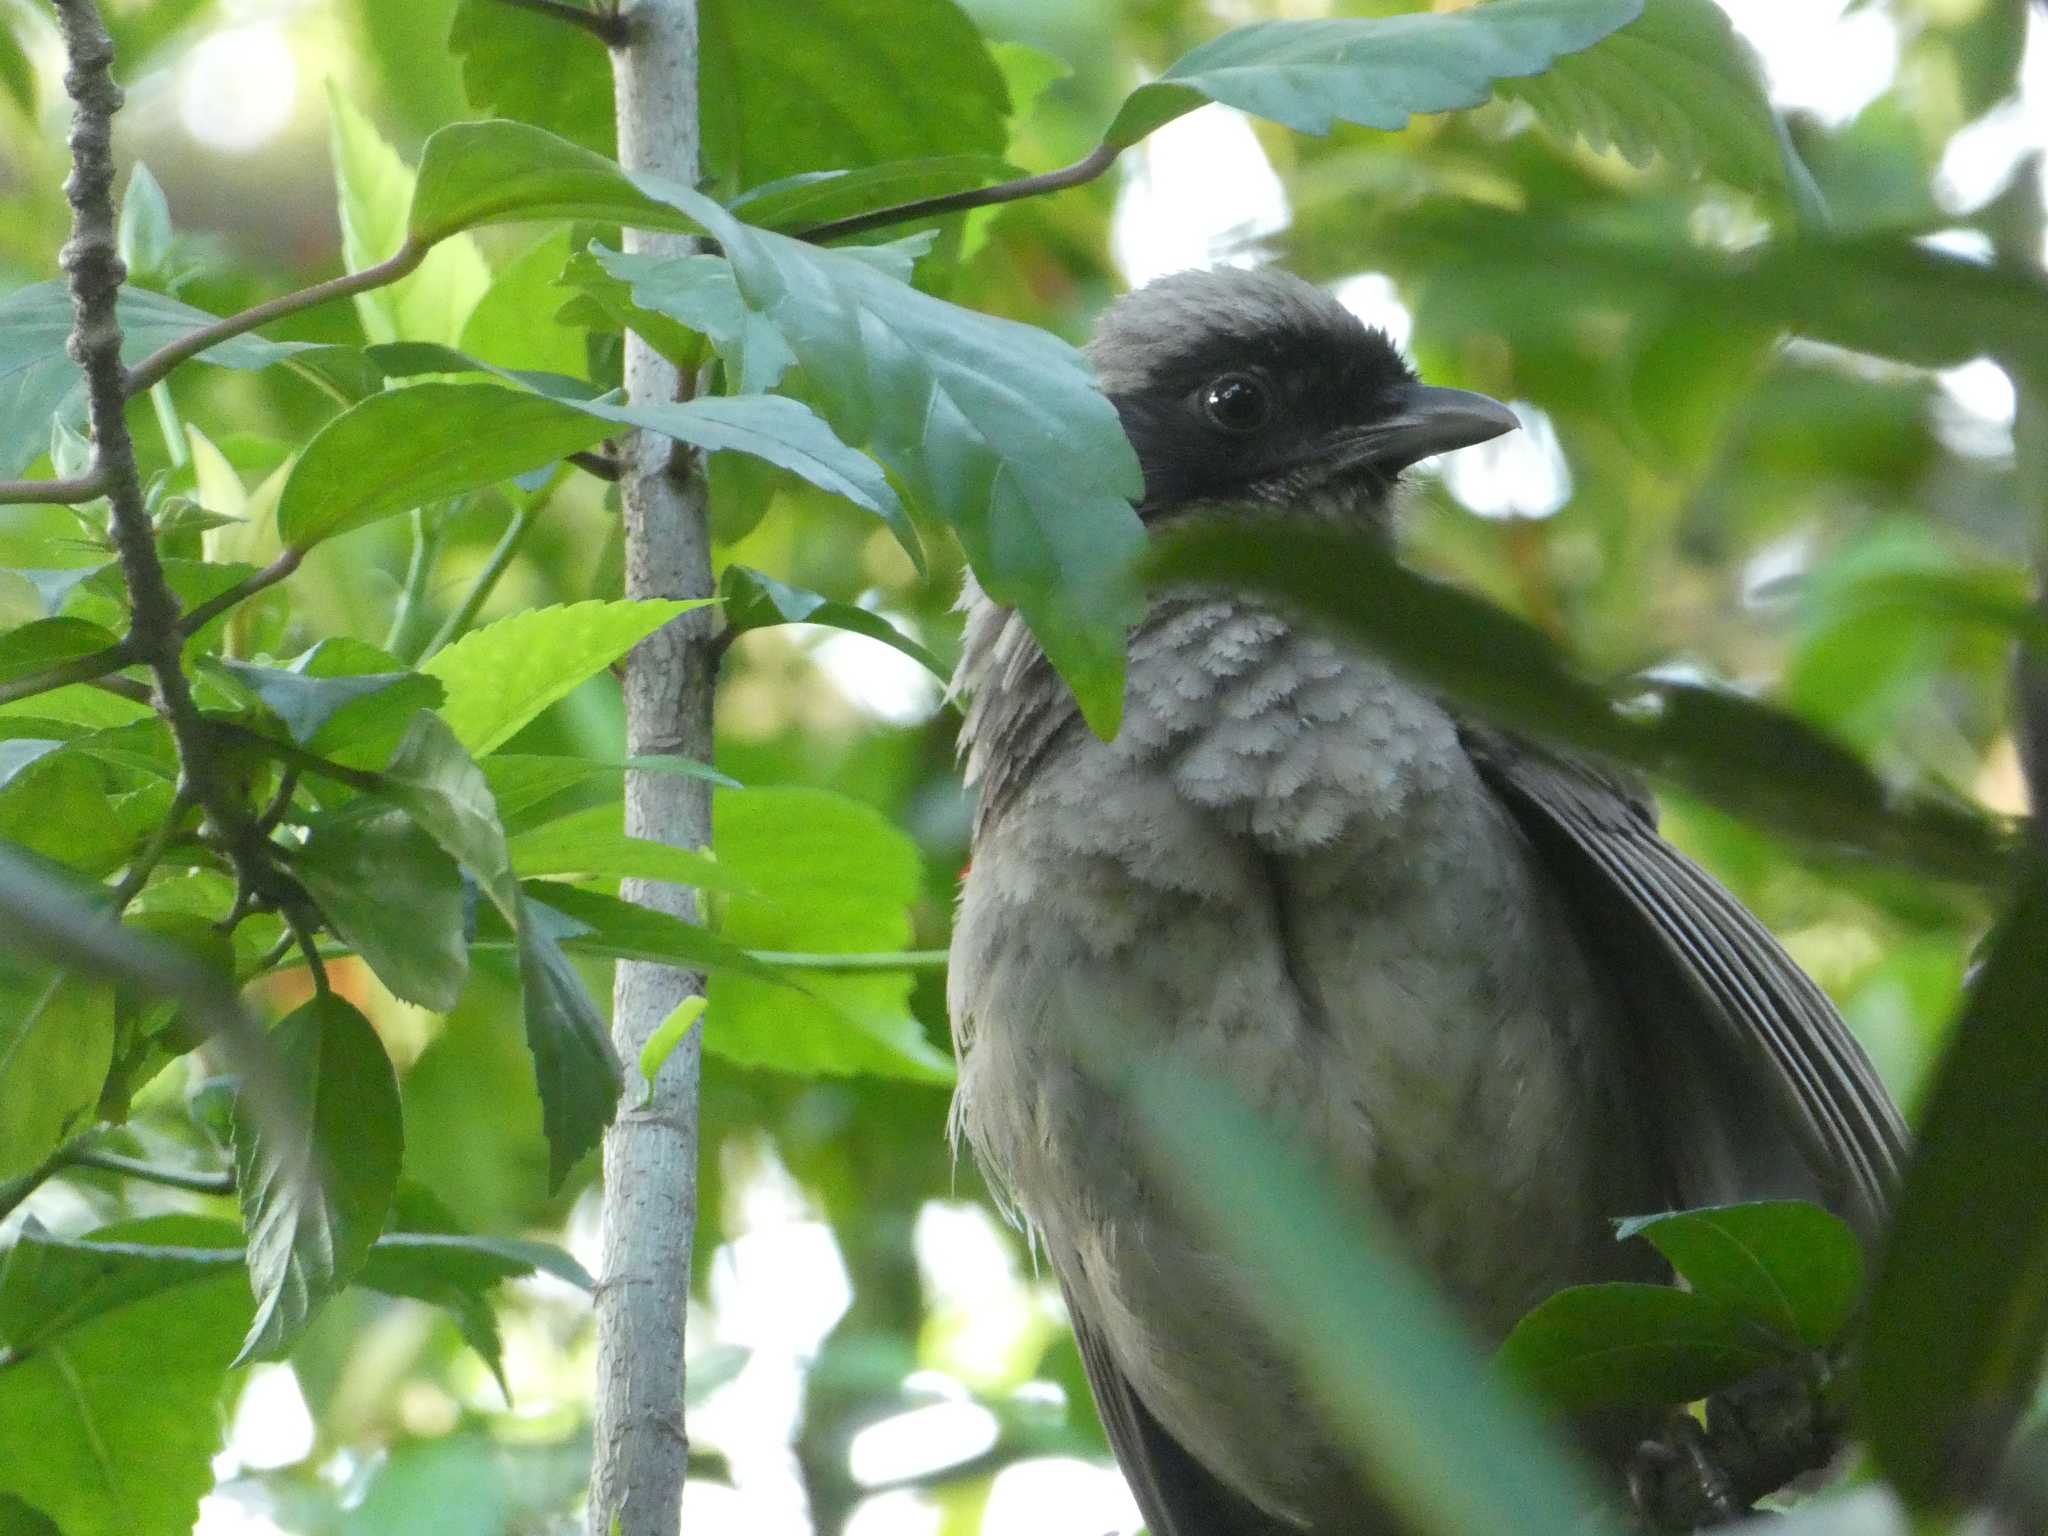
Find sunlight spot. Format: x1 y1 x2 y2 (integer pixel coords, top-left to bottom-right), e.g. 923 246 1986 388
845 1489 943 1536
1716 0 1898 127
177 27 299 153
1332 272 1414 354
1112 105 1289 286
1437 402 1572 520
809 619 943 727
983 1456 1144 1536
848 1401 1001 1486
222 1364 315 1473
1934 357 2016 458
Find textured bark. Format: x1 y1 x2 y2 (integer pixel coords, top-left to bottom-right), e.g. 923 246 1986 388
588 3 712 1534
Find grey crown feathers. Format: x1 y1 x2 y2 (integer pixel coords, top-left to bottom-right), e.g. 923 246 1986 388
945 267 1906 1535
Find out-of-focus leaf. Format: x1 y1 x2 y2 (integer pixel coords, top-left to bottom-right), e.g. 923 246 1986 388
1146 522 2015 885
1502 0 1824 219
459 228 590 377
216 656 441 747
0 284 328 478
115 164 175 288
1501 1284 1785 1412
448 0 614 156
637 181 1143 735
513 893 622 1187
507 802 756 896
360 1229 593 1392
0 617 120 685
0 740 62 790
294 806 468 1011
0 19 35 117
1104 0 1641 147
328 90 488 347
697 0 1008 194
481 753 740 832
0 972 112 1181
1612 1202 1865 1350
1129 1066 1617 1535
708 786 951 1082
232 994 403 1362
0 752 127 875
515 880 796 989
0 1216 252 1536
639 996 705 1094
273 382 616 548
419 597 701 757
1862 869 2048 1509
720 565 943 678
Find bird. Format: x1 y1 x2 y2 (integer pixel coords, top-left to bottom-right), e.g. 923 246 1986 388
944 266 1908 1535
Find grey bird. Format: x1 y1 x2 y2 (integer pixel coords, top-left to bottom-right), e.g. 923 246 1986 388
945 267 1908 1534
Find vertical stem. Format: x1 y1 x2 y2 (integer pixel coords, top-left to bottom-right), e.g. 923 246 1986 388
589 4 711 1535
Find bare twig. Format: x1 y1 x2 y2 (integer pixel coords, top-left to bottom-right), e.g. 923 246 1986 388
0 637 137 707
422 488 547 658
589 1 713 1531
256 765 301 833
795 142 1122 246
177 547 304 637
570 449 622 481
122 241 427 398
492 0 629 46
0 469 109 505
213 719 386 793
281 900 330 997
64 1147 234 1195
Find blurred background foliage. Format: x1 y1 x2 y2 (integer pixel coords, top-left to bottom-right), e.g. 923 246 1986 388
0 0 2041 1531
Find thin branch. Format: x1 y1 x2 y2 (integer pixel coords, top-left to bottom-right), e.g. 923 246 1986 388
749 948 950 972
570 449 622 481
213 719 386 793
257 765 301 834
0 469 109 505
795 142 1122 246
281 901 329 997
122 240 428 398
106 785 194 911
491 0 629 46
177 547 303 637
63 1147 234 1195
385 505 446 661
0 637 137 707
422 490 546 658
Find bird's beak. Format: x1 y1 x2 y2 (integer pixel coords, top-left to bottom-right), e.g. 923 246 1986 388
1355 384 1519 474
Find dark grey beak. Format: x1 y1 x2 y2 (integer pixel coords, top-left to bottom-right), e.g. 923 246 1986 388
1355 384 1519 474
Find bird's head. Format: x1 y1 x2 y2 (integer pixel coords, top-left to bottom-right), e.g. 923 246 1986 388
1089 267 1518 523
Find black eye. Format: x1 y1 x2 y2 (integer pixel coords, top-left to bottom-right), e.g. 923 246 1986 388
1199 373 1271 433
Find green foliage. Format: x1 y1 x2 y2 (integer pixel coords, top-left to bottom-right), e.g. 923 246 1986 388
0 974 112 1181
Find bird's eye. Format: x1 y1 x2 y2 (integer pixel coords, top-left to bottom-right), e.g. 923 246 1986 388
1199 373 1271 433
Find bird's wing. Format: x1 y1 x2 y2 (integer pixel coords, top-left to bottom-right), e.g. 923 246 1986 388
1459 725 1908 1244
1062 1280 1307 1536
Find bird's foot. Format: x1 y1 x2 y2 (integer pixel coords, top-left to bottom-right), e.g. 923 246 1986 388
1627 1361 1843 1531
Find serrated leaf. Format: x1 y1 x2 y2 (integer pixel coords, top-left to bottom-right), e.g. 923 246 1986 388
1500 0 1824 220
328 90 489 346
232 995 402 1363
1613 1202 1865 1349
708 787 950 1082
294 806 468 1011
0 1216 252 1536
632 182 1144 735
1103 0 1643 147
419 598 702 757
0 283 329 478
0 972 113 1181
720 565 943 679
1499 1283 1786 1413
513 893 622 1188
274 382 617 548
448 0 614 157
379 710 519 922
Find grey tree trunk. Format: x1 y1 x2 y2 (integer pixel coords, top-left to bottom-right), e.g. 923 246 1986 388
589 3 713 1533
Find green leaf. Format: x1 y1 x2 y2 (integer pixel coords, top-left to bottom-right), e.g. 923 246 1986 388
0 751 128 875
638 996 705 1095
328 89 489 346
0 617 120 685
518 881 797 989
0 973 113 1181
0 740 62 790
274 382 617 548
1861 869 2048 1509
216 655 442 747
360 1229 593 1393
1103 0 1643 148
232 994 404 1363
419 597 702 757
708 787 950 1082
459 228 590 377
1500 0 1823 218
1128 1067 1617 1535
507 802 756 896
727 154 1019 234
0 1217 252 1536
0 17 35 117
578 393 915 558
409 119 699 243
481 752 740 832
1499 1283 1784 1413
1613 1202 1865 1350
448 0 614 157
379 710 520 921
116 164 175 288
632 183 1144 735
697 0 1008 195
294 806 468 1011
514 893 622 1187
1146 522 2015 886
0 283 327 478
719 565 943 679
